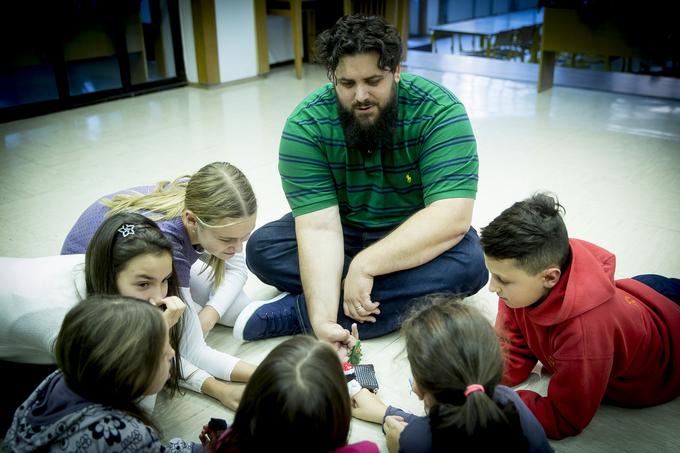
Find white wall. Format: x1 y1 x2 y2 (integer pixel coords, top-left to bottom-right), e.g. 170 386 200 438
214 0 258 83
178 0 198 83
179 0 257 85
160 0 176 78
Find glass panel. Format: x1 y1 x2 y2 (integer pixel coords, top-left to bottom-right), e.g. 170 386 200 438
1 0 184 119
132 0 177 84
63 20 123 95
0 4 59 107
65 57 123 95
1 63 59 108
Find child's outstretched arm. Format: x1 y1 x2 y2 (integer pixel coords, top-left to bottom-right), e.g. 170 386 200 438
517 325 613 439
352 388 388 423
197 253 249 334
496 301 538 385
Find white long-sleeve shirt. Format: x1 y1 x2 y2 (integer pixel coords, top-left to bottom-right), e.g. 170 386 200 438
193 253 249 317
0 254 241 395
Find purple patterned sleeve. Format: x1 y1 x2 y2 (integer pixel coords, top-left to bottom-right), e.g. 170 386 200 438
60 185 200 289
61 186 152 255
157 217 200 288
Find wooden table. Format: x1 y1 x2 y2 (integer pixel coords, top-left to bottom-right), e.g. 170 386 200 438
538 7 635 92
430 9 542 56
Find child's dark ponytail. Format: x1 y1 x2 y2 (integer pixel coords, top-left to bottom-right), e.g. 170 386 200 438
403 296 529 452
429 392 527 451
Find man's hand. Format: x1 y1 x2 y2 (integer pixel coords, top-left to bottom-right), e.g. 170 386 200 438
384 415 408 453
150 296 186 329
343 259 380 322
315 320 352 354
337 323 360 362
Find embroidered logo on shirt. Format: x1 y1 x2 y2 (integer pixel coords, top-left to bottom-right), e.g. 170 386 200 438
405 173 412 184
546 355 556 370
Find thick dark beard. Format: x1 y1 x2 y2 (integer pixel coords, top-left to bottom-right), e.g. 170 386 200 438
338 85 398 153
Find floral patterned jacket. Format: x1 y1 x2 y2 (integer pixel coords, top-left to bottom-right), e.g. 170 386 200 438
3 371 198 452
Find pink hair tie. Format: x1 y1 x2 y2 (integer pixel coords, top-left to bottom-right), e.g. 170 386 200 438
464 384 485 397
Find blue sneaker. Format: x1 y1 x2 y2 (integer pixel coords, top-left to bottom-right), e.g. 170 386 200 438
233 292 303 341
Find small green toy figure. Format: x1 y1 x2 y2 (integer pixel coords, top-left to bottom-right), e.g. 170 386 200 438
347 339 362 366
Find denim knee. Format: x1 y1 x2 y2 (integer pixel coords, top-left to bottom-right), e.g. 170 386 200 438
245 227 268 276
633 274 680 305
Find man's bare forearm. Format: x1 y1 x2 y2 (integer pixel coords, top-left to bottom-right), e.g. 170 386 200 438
295 206 345 327
353 198 474 277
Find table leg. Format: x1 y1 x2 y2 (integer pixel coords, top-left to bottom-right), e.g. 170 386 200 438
538 50 556 92
291 0 302 79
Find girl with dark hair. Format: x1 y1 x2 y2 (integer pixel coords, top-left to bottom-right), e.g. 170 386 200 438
85 212 255 410
0 213 252 432
3 296 196 451
352 296 553 453
201 335 379 453
62 162 259 338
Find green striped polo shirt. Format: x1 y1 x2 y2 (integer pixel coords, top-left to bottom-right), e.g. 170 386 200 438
278 72 478 229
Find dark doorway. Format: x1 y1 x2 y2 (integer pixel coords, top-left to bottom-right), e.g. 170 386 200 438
1 0 187 123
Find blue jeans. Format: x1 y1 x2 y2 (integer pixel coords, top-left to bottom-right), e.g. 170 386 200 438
632 274 680 304
246 213 489 338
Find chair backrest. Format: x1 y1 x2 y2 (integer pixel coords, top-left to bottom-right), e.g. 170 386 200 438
494 29 515 47
516 25 539 48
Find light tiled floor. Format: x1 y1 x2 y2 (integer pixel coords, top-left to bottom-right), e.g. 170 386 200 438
1 63 679 452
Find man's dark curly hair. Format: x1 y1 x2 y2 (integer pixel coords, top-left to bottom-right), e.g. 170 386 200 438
315 14 403 83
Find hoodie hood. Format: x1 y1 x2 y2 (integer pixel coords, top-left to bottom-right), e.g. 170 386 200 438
4 372 99 451
528 239 617 326
4 371 184 452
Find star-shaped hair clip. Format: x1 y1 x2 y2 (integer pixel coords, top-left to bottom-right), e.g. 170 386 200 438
117 224 136 238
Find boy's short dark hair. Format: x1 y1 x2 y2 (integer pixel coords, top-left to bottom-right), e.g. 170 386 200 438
315 14 403 84
480 193 570 274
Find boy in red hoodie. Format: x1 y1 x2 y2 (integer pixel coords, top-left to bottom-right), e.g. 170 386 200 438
479 193 680 439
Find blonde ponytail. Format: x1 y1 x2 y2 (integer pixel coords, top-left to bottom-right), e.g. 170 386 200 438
102 177 189 220
101 162 256 291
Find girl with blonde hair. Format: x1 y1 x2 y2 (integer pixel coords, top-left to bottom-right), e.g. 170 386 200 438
62 161 257 339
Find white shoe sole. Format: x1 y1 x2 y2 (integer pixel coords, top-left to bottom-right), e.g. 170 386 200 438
233 292 291 341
